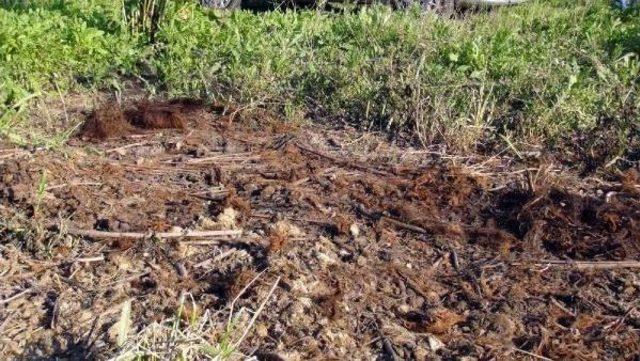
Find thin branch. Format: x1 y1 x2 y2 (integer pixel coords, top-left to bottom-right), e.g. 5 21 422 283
75 255 106 263
194 249 236 268
67 228 242 240
227 271 265 328
47 182 103 191
106 141 150 154
185 153 258 165
0 150 29 160
232 276 281 349
516 260 640 270
511 347 554 361
383 216 430 234
295 143 390 176
1 288 34 305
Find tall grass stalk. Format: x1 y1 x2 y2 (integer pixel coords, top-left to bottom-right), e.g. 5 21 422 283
122 0 169 41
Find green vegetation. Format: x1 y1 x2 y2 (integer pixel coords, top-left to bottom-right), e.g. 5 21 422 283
0 0 638 151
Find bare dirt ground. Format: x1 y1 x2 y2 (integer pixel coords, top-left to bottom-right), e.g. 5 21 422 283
1 100 639 360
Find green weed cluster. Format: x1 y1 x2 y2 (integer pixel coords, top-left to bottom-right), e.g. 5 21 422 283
0 0 638 151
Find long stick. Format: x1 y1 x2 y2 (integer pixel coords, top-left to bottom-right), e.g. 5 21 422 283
515 260 640 270
232 276 281 349
295 143 390 176
511 347 554 361
1 288 34 305
67 228 242 240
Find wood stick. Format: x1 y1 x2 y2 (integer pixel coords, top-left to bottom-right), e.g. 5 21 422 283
194 249 236 268
382 216 430 234
101 271 150 288
47 182 103 191
106 141 149 154
295 143 391 176
182 239 246 246
515 260 640 270
393 266 432 302
550 297 576 317
232 276 281 349
67 228 242 240
185 153 258 164
511 347 554 361
74 255 105 263
1 288 34 305
0 151 28 160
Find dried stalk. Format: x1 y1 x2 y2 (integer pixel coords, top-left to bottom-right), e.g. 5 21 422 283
67 228 242 240
516 259 640 270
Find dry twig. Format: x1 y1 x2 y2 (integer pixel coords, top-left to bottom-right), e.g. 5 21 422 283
1 288 34 305
47 182 103 191
517 259 640 270
67 228 242 240
106 141 150 154
296 143 390 176
511 347 554 361
185 152 258 165
232 276 281 349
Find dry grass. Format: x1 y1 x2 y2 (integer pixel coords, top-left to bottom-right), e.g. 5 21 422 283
113 277 281 361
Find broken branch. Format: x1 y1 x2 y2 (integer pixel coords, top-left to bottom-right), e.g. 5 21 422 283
1 288 34 305
295 143 390 176
67 228 242 240
515 259 640 270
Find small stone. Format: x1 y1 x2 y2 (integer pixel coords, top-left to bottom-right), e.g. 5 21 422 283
261 185 276 200
317 252 337 266
186 173 199 183
175 262 188 278
413 346 429 360
338 249 353 261
169 226 184 233
427 334 445 351
256 324 269 338
167 140 183 151
349 223 360 237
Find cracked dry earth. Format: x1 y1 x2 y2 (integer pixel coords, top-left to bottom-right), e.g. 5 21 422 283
1 101 640 360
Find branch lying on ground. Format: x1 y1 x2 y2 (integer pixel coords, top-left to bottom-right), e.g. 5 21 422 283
516 259 640 269
66 228 242 240
295 143 391 177
1 288 34 305
232 276 281 349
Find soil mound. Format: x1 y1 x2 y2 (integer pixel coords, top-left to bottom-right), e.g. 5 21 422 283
79 100 189 139
78 102 133 139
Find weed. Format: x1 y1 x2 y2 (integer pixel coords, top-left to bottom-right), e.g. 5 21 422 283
34 170 47 217
122 0 169 42
112 275 280 360
113 294 238 361
0 0 638 153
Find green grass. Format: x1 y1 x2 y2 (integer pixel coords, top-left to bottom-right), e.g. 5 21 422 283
0 0 638 152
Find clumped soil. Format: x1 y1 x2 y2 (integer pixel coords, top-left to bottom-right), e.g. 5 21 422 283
1 101 639 360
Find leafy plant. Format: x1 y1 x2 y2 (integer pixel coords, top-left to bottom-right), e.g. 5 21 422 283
0 0 638 153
